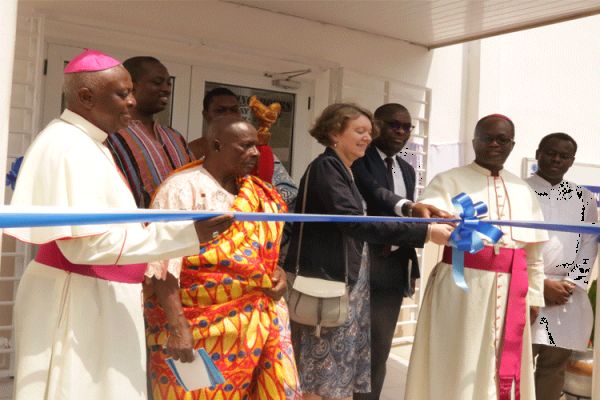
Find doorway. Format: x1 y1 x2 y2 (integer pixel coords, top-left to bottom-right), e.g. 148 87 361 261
42 44 315 178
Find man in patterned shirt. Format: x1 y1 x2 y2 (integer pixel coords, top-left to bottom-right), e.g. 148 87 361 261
106 56 195 400
108 56 194 208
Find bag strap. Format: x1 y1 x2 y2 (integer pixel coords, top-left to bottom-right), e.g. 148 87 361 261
294 162 349 285
294 163 312 275
342 236 349 286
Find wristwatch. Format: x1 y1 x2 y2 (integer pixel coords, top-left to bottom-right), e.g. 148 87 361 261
402 201 414 217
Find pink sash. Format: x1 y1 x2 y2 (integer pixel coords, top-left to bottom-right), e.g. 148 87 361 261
443 246 528 400
36 241 147 284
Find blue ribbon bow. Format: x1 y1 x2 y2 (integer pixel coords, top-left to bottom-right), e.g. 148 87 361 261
5 156 23 190
448 192 504 291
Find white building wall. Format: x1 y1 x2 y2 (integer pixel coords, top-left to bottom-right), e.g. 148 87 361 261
26 1 434 87
425 43 467 179
419 43 467 287
14 1 442 176
478 14 600 177
0 0 19 377
422 14 600 180
0 13 44 378
0 0 18 207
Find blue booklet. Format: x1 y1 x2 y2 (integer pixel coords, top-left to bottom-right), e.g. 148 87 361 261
165 348 225 392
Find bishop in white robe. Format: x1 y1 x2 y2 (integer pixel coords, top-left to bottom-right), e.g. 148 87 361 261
405 115 547 400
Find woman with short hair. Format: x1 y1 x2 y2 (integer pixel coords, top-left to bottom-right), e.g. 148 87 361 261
285 103 451 400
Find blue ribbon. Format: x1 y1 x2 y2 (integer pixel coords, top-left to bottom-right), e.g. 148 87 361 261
1 205 599 236
0 207 455 228
448 193 503 291
5 157 23 190
2 197 600 291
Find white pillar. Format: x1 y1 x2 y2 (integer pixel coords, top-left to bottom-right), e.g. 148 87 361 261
0 0 17 262
461 40 481 165
0 0 18 207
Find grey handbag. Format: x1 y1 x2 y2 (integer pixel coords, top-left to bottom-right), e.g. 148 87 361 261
285 164 350 337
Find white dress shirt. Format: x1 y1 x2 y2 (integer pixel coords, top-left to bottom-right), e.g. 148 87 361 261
528 173 598 350
375 147 413 216
376 147 412 251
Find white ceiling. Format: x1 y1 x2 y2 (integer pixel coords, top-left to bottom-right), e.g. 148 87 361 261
229 0 600 48
21 0 600 50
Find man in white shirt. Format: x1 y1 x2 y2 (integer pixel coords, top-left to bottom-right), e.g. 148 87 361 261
527 133 598 400
4 49 230 400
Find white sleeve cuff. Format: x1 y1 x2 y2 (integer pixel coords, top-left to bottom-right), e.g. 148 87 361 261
395 199 411 216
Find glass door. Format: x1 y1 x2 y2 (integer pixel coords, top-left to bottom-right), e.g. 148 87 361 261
189 65 314 180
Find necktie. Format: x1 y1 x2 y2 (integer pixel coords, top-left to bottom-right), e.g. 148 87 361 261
382 157 395 257
385 156 395 191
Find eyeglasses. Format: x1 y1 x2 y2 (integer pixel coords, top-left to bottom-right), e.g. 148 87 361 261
384 120 415 133
475 135 514 146
540 149 575 160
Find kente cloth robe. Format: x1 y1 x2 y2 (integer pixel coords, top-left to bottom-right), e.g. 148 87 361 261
145 163 300 400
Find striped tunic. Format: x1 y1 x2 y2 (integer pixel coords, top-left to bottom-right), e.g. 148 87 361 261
108 120 194 208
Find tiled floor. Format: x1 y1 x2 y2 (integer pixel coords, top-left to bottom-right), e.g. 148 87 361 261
380 343 412 400
382 344 571 400
0 378 11 400
381 355 409 400
0 361 573 400
4 346 574 400
0 358 411 400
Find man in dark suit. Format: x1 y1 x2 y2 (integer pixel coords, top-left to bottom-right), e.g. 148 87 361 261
352 103 448 400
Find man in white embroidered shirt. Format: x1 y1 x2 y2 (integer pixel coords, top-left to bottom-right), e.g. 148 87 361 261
527 133 598 400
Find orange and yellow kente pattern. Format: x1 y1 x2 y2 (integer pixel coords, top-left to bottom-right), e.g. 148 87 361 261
145 175 299 400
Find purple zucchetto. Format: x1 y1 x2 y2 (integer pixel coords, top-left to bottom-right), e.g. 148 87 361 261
478 113 513 125
64 49 121 74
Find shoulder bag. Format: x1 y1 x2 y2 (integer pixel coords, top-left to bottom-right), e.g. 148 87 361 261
286 163 350 337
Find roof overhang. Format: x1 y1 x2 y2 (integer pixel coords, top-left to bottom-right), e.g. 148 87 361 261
20 0 600 50
229 0 600 49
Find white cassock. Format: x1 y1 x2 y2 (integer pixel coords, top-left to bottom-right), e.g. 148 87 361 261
4 109 200 400
527 175 598 351
405 163 547 400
